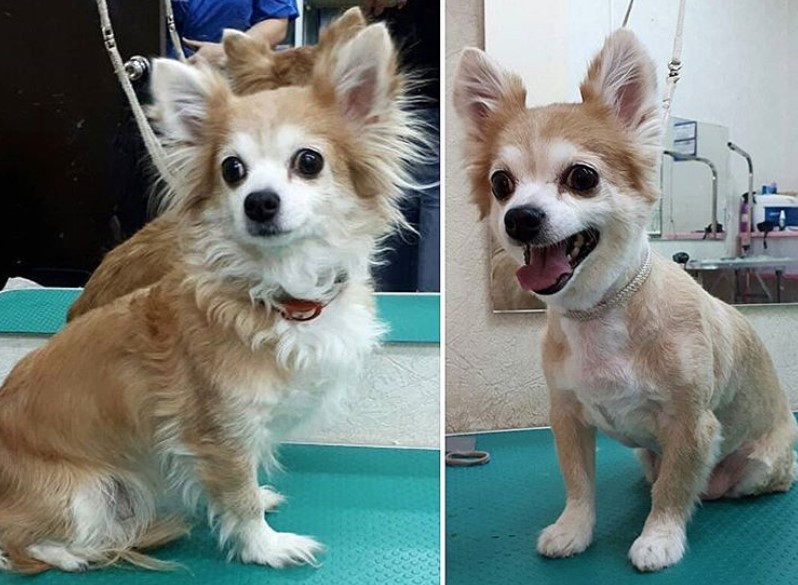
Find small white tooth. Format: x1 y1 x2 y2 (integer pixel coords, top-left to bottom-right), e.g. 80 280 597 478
574 233 585 247
570 244 581 259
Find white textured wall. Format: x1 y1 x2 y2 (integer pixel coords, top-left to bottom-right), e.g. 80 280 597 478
445 0 798 433
0 336 440 448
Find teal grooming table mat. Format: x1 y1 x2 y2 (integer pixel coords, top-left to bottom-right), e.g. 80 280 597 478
3 444 439 584
0 289 80 335
0 289 440 343
447 427 798 585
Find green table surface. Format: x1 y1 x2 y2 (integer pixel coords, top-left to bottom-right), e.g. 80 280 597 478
0 289 440 343
447 424 798 585
2 444 439 584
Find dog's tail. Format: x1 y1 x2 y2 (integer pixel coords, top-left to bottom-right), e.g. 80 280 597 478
0 516 189 574
102 515 191 572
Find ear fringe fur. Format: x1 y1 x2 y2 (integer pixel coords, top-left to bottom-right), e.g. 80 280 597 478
452 48 525 219
147 61 231 214
312 23 434 250
580 29 662 152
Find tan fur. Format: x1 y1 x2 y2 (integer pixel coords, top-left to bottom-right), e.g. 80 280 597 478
67 8 368 323
2 22 413 572
455 30 797 572
2 271 307 570
224 7 366 95
67 214 180 321
466 101 656 221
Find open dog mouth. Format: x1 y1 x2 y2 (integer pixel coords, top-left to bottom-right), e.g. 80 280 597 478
516 228 600 295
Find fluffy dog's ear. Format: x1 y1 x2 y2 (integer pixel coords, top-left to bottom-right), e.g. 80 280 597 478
223 28 272 68
317 7 367 53
150 59 229 143
453 48 526 140
314 23 397 125
580 29 660 146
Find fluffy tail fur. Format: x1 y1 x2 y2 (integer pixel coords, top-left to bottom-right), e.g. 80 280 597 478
0 516 189 574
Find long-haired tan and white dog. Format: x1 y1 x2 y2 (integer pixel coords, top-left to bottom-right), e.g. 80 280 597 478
454 30 797 572
0 22 421 573
66 7 367 322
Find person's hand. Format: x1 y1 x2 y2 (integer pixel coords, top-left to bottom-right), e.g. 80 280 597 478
183 38 226 67
362 0 407 18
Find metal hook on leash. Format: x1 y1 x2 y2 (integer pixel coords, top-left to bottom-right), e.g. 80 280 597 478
124 56 149 82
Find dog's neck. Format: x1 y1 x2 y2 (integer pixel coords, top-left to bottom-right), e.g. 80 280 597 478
263 271 350 321
548 233 652 318
562 247 652 321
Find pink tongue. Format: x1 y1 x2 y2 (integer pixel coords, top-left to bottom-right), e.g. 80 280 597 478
516 244 572 292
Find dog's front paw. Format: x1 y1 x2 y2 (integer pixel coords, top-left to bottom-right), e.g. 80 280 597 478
240 532 324 568
259 486 286 512
628 522 686 572
537 521 593 558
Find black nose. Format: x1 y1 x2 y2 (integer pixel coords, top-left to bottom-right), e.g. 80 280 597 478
244 190 281 222
504 206 546 243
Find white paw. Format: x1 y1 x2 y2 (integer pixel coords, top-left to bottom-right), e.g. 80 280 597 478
259 486 286 512
27 544 88 572
0 549 10 571
628 522 686 572
537 520 593 558
240 531 324 568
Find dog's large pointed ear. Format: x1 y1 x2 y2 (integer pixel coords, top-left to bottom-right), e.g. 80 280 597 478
453 48 526 140
317 7 367 53
222 28 273 69
150 59 229 143
314 23 397 126
580 29 660 146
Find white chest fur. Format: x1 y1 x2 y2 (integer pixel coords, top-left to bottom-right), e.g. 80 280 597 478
553 313 661 451
226 293 383 451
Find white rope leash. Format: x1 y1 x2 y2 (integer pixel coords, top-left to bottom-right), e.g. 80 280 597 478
661 0 686 124
94 0 179 193
621 0 687 124
162 0 187 62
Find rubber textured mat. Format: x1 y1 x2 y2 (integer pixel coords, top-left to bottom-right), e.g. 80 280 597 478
447 427 798 585
0 289 80 334
2 444 439 584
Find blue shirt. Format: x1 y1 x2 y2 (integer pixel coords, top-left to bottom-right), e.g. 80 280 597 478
170 0 298 56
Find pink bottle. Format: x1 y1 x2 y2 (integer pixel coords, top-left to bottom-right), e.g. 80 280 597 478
739 196 751 255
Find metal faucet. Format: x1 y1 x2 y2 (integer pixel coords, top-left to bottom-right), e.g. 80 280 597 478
663 151 719 238
727 141 755 253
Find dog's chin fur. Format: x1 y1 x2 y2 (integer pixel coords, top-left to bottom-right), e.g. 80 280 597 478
455 29 797 573
0 22 423 574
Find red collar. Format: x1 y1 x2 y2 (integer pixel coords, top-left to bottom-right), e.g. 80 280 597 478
270 275 348 322
276 298 328 322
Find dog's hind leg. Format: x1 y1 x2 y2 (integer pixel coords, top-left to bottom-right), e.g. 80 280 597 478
728 425 798 498
26 543 88 573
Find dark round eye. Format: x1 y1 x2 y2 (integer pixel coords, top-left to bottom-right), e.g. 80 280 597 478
293 149 324 178
490 170 515 201
221 156 247 185
565 164 599 193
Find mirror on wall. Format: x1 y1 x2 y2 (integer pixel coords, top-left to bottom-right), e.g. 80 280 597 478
486 0 798 312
